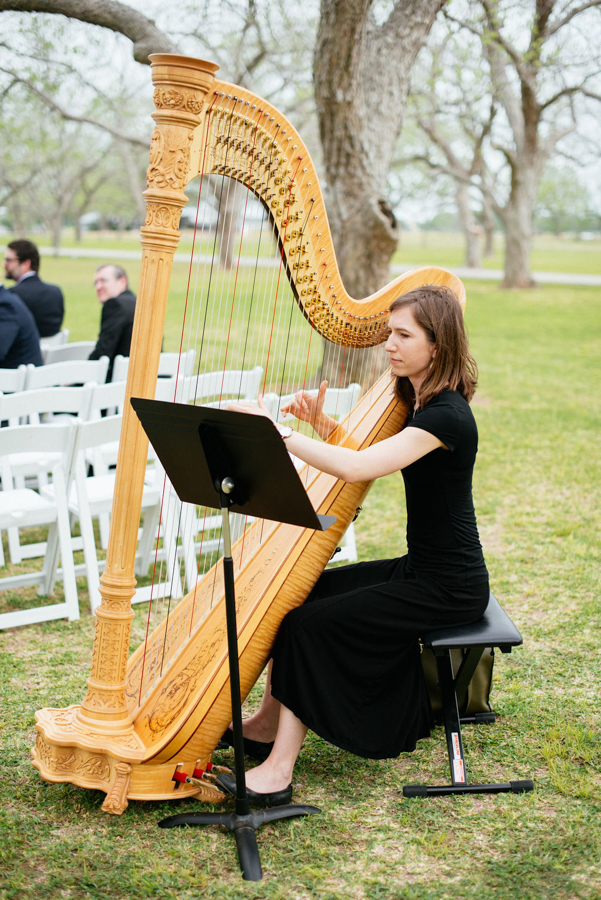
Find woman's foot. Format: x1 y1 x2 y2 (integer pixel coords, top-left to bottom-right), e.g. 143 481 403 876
215 771 292 808
244 760 292 795
219 727 274 762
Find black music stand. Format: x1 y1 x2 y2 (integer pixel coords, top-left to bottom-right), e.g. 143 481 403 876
131 398 335 882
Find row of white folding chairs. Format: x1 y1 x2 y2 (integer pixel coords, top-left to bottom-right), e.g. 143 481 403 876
0 371 361 628
0 359 109 396
0 411 182 627
0 349 197 397
0 366 268 619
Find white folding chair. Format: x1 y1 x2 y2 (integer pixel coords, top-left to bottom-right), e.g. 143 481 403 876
111 349 197 383
0 421 79 630
263 382 362 423
25 357 109 391
39 329 69 362
0 365 27 394
43 341 97 365
0 385 94 564
173 366 264 406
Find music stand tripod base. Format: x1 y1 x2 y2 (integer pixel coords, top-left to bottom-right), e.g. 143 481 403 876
159 804 321 882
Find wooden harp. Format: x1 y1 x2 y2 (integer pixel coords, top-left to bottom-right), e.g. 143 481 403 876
32 55 465 815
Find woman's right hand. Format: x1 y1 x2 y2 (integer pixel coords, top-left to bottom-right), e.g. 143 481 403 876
281 380 328 424
281 381 338 440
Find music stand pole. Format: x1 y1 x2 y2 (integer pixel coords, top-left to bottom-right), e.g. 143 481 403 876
132 403 331 882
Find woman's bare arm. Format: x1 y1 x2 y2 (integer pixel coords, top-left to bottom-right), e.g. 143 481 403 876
228 397 444 483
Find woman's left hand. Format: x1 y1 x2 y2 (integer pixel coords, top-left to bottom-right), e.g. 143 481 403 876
227 396 275 420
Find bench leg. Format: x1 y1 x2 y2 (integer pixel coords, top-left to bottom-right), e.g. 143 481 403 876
404 649 533 799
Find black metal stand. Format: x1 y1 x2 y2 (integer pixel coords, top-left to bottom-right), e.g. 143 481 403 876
131 400 332 881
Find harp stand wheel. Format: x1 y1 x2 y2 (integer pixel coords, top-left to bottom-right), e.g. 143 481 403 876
140 407 331 882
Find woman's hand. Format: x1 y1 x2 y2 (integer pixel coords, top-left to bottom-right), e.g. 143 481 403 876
280 381 336 440
281 380 327 423
227 396 274 420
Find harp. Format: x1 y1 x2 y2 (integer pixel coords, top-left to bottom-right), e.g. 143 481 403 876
31 54 465 815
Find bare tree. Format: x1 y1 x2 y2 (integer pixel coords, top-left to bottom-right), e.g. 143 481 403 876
447 0 601 287
403 35 497 267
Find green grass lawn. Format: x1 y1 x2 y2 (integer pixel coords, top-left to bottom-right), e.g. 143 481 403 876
393 231 601 275
1 277 600 898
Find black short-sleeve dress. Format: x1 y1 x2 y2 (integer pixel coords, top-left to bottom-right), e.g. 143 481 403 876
270 389 490 759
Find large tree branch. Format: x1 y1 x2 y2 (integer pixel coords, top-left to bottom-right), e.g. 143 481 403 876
0 66 149 145
0 0 179 63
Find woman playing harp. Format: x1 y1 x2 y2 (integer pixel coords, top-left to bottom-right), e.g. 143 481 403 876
219 283 490 807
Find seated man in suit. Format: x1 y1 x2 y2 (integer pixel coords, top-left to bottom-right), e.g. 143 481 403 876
4 240 64 338
0 284 43 368
89 264 136 381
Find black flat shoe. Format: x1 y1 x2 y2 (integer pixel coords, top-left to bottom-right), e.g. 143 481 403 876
218 727 274 762
215 772 293 808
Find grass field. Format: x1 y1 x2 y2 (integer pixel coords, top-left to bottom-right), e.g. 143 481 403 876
1 267 600 897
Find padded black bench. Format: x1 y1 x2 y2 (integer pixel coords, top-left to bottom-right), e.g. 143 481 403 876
404 592 534 798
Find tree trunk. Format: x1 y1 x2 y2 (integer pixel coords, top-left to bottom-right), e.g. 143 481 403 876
482 192 495 257
314 0 444 386
216 180 245 270
457 181 482 268
501 164 539 288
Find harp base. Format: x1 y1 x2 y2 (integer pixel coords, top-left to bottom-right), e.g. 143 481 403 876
31 712 227 812
159 803 321 882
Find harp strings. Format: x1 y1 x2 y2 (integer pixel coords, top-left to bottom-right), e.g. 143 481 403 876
134 90 387 702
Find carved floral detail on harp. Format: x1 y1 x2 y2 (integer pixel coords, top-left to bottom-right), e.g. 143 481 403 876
35 733 111 782
145 203 183 230
145 625 226 737
153 87 204 115
147 129 192 192
94 621 129 684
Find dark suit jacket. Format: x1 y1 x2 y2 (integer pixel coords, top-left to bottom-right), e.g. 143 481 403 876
11 273 64 338
0 285 43 367
89 289 136 380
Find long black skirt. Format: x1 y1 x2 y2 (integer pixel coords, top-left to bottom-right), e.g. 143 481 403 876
270 556 489 759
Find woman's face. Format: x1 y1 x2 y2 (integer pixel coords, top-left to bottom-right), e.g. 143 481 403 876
384 306 436 388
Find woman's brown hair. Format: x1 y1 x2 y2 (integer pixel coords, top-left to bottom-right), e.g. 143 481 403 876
388 284 478 407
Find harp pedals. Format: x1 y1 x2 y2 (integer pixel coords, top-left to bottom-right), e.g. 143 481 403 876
172 759 232 790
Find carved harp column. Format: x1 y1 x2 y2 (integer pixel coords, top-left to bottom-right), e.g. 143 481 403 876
76 56 219 737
